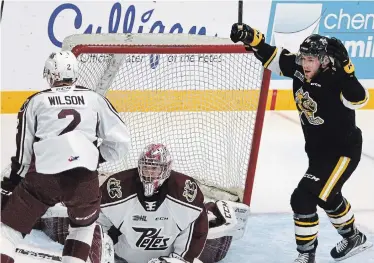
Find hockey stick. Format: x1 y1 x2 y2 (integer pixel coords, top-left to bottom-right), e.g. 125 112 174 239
238 0 243 25
16 248 62 262
237 0 244 30
0 0 4 24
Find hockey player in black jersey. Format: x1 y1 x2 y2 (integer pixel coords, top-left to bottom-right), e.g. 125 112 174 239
231 24 372 263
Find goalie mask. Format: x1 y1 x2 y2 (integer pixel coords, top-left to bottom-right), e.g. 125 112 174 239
138 144 172 197
43 51 78 87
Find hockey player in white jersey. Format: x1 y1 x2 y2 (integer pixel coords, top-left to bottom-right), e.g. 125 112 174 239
98 143 208 263
1 51 131 263
22 143 250 263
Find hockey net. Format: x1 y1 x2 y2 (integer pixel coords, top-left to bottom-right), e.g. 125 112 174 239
2 33 270 205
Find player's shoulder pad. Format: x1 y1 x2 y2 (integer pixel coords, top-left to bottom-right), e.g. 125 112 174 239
100 168 138 205
19 89 53 113
166 171 204 208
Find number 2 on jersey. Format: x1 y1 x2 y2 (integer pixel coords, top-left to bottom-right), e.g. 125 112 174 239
58 109 81 135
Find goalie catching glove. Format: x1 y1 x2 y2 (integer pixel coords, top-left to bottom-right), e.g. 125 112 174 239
230 23 265 50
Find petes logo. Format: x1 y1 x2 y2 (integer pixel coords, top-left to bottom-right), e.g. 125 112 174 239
107 178 122 199
183 180 198 202
267 1 374 79
133 227 170 250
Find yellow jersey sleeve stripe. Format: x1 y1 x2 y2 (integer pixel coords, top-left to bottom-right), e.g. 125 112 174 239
264 48 278 69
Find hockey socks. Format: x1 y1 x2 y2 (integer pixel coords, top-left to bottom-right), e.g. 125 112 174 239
324 198 355 238
293 213 319 253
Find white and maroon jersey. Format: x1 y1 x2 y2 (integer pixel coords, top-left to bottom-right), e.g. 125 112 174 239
11 85 130 176
98 169 208 263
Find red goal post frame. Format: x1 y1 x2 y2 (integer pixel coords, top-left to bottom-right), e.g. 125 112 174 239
71 44 271 206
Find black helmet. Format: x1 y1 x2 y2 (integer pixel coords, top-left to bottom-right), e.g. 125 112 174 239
296 34 329 64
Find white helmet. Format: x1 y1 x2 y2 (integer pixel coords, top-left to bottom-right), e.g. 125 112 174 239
43 51 78 87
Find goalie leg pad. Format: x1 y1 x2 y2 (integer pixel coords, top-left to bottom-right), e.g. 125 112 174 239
88 224 103 263
88 224 115 263
201 200 250 263
199 236 233 263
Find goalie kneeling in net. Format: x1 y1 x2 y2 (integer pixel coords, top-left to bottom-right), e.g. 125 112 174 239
32 143 250 263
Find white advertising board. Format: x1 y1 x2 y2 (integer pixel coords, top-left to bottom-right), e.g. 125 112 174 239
1 0 272 91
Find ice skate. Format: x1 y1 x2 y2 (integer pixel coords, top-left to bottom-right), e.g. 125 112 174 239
294 252 316 263
331 229 373 261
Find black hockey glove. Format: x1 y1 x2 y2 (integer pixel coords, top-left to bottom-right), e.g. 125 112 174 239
230 23 265 50
327 37 355 77
1 172 23 209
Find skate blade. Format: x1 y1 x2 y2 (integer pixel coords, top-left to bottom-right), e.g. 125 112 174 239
333 241 373 261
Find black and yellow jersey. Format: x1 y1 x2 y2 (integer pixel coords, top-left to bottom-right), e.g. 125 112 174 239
252 44 369 157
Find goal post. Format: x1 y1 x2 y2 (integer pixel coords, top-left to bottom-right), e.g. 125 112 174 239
1 33 271 206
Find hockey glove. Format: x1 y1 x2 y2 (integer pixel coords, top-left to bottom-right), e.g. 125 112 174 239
230 23 265 49
1 173 23 209
326 37 355 76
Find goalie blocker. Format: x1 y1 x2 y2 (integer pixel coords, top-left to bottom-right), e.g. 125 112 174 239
32 200 250 263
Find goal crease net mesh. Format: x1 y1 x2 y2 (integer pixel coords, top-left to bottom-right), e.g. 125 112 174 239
2 34 269 204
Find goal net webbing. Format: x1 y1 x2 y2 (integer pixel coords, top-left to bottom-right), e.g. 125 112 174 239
1 34 270 205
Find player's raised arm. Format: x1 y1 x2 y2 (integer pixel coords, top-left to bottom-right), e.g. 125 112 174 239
230 22 297 78
97 96 131 163
326 37 369 110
